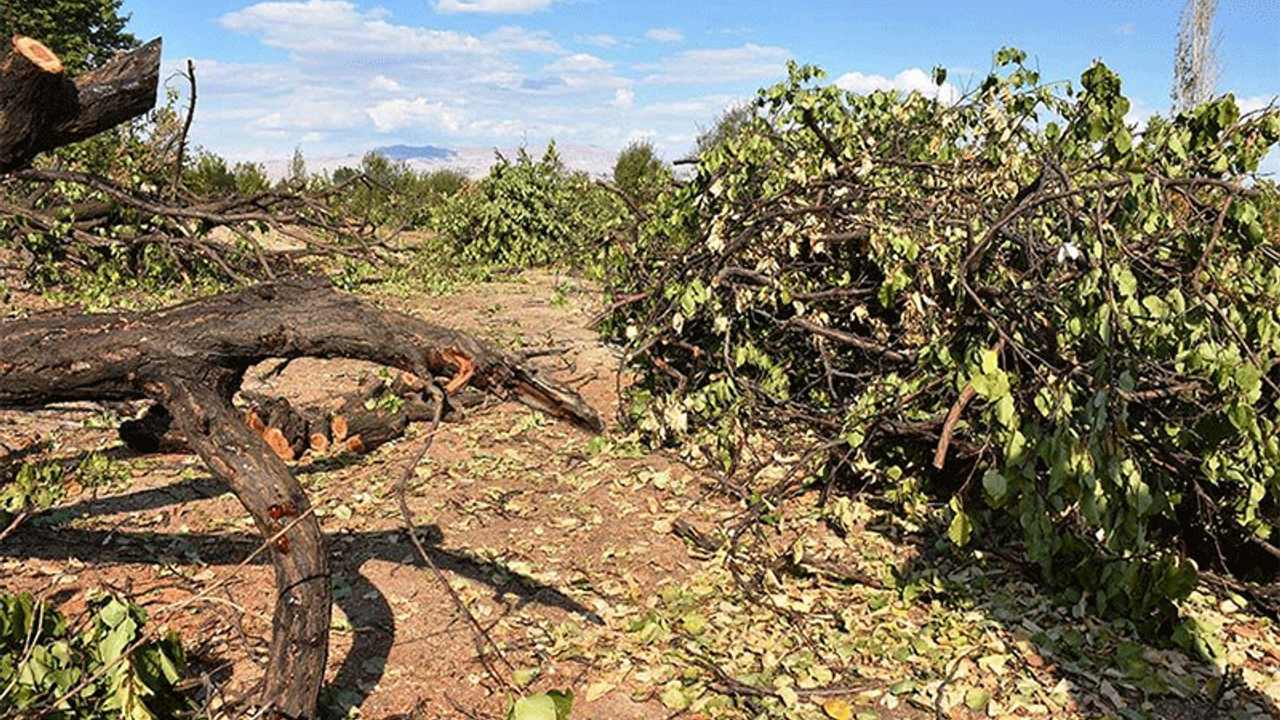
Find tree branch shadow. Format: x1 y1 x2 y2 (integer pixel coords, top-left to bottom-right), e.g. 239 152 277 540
0 473 603 713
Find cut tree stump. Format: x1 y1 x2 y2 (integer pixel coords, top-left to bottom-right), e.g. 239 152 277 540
0 275 603 719
0 35 162 173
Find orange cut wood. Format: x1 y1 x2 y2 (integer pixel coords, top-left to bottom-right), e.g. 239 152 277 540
330 414 348 441
262 427 294 461
442 348 475 393
308 432 329 454
13 37 63 74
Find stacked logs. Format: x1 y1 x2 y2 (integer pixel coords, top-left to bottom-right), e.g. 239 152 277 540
120 373 486 461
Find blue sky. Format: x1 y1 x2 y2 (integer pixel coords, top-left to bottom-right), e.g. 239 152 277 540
117 0 1278 170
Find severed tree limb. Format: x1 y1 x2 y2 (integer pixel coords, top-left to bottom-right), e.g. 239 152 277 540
0 275 602 719
161 376 330 717
932 383 976 470
0 274 604 431
0 36 161 173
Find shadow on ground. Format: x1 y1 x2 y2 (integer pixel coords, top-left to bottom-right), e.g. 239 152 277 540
0 473 603 714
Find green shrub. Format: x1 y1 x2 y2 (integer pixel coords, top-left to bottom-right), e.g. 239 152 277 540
695 102 761 157
612 140 672 210
432 142 624 268
332 152 468 230
183 150 236 196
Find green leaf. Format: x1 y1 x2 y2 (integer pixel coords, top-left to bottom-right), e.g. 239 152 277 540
513 667 541 687
1113 127 1132 154
948 497 972 547
983 470 1009 506
1114 266 1137 297
509 690 573 720
965 687 992 711
980 348 999 374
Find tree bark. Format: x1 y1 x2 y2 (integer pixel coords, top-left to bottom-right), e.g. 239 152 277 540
0 35 161 173
0 275 603 718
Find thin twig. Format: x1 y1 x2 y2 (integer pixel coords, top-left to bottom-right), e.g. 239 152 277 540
394 383 517 692
0 509 30 544
170 59 197 200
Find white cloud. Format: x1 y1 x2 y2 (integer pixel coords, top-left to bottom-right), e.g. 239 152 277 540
834 68 960 104
435 0 562 13
545 53 611 73
645 27 684 43
1124 96 1163 130
614 88 635 108
366 97 467 133
519 75 567 92
221 1 485 56
1241 96 1280 177
1239 95 1279 114
474 70 523 86
1114 23 1136 36
184 58 304 93
641 44 791 85
247 108 355 136
220 2 560 60
368 75 403 92
483 25 561 54
467 117 526 136
239 86 368 134
624 129 658 144
580 34 618 48
1259 150 1280 177
641 95 743 121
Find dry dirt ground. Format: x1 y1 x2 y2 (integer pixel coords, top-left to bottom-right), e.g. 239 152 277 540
3 271 1280 720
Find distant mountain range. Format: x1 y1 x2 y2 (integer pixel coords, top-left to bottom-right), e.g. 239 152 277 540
261 143 621 181
371 144 455 161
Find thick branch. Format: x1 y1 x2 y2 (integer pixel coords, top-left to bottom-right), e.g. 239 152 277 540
0 275 602 431
162 377 330 718
0 36 161 173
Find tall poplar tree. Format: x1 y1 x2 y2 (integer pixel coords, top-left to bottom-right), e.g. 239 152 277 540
1171 0 1220 113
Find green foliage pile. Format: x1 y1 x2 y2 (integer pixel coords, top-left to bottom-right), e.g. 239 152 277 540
1 452 132 528
0 591 188 720
603 51 1280 630
695 103 760 157
432 143 624 268
0 82 248 304
182 151 271 198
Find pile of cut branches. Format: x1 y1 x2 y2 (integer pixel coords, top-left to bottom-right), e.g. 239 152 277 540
604 51 1280 629
0 35 378 295
3 165 376 285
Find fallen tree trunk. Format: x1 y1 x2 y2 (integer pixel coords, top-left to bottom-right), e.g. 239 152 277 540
0 35 162 173
0 275 602 718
